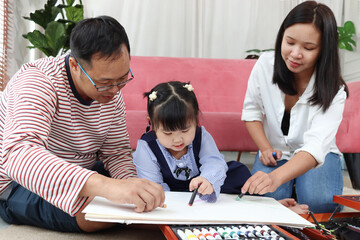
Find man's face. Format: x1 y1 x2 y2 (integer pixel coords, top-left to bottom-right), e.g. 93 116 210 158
72 45 131 103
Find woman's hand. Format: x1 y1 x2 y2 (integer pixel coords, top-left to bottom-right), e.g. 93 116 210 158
189 176 214 195
241 171 281 195
260 149 282 166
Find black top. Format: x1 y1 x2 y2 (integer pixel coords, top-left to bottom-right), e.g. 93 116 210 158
281 110 290 136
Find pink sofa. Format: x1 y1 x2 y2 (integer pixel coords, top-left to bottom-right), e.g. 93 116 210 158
336 81 360 153
122 56 360 156
122 56 258 158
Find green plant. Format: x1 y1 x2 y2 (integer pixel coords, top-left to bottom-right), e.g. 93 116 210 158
338 20 357 51
245 49 274 59
23 0 84 57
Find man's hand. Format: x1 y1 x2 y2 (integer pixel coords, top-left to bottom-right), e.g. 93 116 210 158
80 174 165 213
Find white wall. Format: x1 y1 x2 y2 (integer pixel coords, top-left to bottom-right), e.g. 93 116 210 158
7 1 43 78
83 0 343 59
342 0 360 83
8 0 359 82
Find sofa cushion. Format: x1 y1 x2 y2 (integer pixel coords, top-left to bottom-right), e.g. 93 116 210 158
122 56 257 150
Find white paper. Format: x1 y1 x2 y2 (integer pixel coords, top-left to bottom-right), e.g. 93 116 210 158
83 191 314 228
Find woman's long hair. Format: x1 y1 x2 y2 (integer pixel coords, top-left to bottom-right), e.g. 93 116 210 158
273 1 348 112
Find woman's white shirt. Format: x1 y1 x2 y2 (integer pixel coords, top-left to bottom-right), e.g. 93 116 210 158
242 52 346 167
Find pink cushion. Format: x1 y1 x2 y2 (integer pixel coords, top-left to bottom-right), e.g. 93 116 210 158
123 56 359 154
336 81 360 153
122 56 257 150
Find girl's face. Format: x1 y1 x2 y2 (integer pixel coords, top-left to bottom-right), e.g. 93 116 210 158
281 23 321 80
154 120 197 156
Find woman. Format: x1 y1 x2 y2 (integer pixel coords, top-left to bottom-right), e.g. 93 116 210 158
241 1 348 213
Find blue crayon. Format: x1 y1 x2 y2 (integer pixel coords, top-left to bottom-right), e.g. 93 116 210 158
231 226 242 236
272 152 277 159
239 226 247 236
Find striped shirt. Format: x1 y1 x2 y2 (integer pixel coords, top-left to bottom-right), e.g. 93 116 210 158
0 54 136 216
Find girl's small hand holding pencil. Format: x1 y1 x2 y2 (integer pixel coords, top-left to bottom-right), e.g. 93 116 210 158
188 177 215 206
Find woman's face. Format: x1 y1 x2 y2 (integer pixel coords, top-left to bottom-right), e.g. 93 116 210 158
281 23 321 79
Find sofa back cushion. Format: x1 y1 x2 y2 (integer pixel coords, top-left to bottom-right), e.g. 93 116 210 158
122 56 257 151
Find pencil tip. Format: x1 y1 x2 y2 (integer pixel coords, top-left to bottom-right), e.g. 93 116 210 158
236 193 245 201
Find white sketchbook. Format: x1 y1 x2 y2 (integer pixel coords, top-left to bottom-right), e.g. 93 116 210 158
83 191 314 228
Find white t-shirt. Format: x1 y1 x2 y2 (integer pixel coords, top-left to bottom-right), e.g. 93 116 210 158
242 52 346 166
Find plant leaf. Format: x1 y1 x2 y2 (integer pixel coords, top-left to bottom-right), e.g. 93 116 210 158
337 20 357 52
344 21 356 34
45 22 67 56
349 39 357 47
245 49 261 53
65 5 84 22
22 0 84 56
23 0 60 29
63 23 77 50
344 42 354 51
22 30 53 56
66 0 76 6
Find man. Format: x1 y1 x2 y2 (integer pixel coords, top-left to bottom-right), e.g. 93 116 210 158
0 16 165 232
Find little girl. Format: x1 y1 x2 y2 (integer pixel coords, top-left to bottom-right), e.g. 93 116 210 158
133 81 250 202
133 81 309 213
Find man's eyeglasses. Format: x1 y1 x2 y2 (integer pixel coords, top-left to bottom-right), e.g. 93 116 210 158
76 60 134 92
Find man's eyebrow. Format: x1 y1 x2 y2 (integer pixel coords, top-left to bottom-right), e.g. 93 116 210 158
98 69 130 81
120 69 130 78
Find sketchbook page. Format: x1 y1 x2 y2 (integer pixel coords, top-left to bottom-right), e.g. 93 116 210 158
83 192 314 228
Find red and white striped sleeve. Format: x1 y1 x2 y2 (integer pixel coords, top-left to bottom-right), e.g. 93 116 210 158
1 66 94 216
98 92 137 179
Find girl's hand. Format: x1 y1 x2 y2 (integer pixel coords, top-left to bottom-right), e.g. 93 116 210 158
189 177 214 195
260 149 282 166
